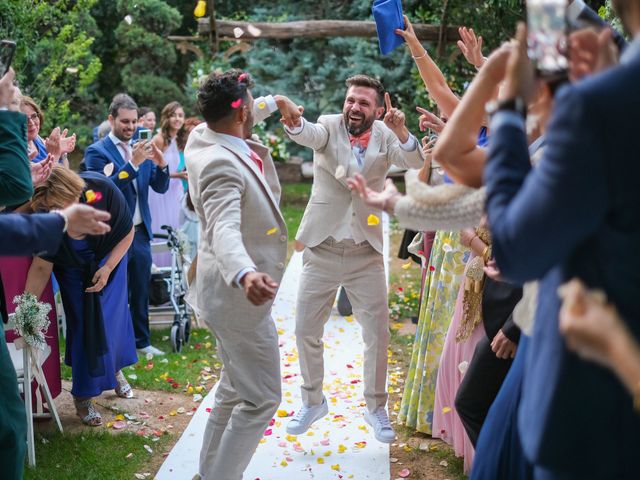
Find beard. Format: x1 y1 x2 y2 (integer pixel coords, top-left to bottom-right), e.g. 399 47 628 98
344 110 375 136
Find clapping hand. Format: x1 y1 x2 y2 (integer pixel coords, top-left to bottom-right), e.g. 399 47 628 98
457 27 486 69
31 153 54 187
347 173 402 214
45 127 76 161
416 106 445 134
383 92 409 143
569 28 618 81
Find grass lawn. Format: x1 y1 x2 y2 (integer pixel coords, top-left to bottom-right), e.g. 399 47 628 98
24 430 171 480
60 327 221 394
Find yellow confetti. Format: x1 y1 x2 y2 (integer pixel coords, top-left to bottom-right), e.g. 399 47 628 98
106 422 114 428
259 438 266 444
115 414 125 421
338 444 347 453
277 328 285 335
187 386 194 394
258 102 267 110
401 262 412 270
317 458 325 464
285 434 297 442
195 386 204 393
324 451 332 457
306 431 314 436
266 227 278 235
442 406 452 414
367 214 380 226
331 464 341 471
403 445 413 452
118 170 129 180
280 460 288 467
276 409 289 418
355 441 367 449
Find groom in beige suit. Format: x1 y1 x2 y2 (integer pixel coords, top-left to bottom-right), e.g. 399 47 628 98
185 70 301 480
284 75 424 443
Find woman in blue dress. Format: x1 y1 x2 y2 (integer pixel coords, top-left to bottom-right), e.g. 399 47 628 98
25 166 138 426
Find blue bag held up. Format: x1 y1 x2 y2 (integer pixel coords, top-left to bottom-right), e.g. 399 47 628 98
372 0 405 55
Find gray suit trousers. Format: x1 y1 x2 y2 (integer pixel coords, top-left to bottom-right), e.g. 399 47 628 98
199 314 281 480
295 238 390 413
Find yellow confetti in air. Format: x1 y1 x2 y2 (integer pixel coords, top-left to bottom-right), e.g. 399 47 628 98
280 460 288 467
355 441 367 449
266 227 278 235
276 409 289 418
367 214 380 226
338 444 347 453
442 406 452 414
317 458 325 464
258 102 267 110
324 451 332 457
401 262 412 270
118 171 129 179
331 464 341 471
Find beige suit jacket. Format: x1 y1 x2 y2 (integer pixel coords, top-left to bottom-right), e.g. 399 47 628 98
185 123 288 323
288 114 424 254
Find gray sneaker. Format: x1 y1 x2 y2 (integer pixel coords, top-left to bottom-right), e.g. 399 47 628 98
364 407 396 443
286 397 329 435
137 345 165 356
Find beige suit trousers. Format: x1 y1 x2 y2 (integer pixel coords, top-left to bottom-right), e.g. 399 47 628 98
199 314 281 480
296 237 390 413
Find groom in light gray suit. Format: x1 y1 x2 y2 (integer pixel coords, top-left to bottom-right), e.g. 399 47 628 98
284 75 424 443
185 70 301 480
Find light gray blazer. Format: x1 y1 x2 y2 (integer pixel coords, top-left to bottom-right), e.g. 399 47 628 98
287 114 423 254
185 123 288 324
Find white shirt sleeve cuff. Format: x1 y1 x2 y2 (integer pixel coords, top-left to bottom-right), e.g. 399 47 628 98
234 267 256 287
284 117 305 135
264 95 278 114
400 134 418 151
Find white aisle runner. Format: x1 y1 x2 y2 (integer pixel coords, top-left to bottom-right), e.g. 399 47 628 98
157 217 390 480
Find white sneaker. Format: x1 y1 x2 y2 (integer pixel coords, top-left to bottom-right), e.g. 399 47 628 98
286 397 329 435
137 345 165 356
364 407 396 443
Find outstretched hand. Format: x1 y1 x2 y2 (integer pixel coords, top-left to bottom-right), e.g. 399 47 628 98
31 154 54 187
457 27 486 69
383 92 409 143
275 94 304 129
347 173 402 214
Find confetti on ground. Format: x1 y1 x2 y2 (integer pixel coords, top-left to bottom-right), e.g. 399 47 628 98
157 215 391 480
399 468 411 478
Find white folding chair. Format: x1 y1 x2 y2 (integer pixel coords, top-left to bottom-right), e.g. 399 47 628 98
7 337 63 467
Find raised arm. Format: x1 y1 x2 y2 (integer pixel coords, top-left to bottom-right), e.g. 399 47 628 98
395 15 459 118
284 116 330 152
433 46 511 188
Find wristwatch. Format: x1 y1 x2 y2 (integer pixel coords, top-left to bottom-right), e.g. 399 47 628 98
486 97 527 119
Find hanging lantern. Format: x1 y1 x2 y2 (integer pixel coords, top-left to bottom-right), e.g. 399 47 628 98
194 0 207 18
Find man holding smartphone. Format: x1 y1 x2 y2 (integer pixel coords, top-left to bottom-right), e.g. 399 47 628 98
84 94 170 357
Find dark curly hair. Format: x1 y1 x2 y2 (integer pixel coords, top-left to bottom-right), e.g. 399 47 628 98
197 69 255 124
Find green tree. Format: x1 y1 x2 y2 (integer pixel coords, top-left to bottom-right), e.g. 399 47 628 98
113 0 189 114
0 0 102 146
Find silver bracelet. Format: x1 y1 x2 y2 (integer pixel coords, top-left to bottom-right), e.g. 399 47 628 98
412 50 428 60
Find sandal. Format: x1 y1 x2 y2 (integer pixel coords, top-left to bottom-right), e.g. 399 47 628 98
115 370 134 399
74 397 103 427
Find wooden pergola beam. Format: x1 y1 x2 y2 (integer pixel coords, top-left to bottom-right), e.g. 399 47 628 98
197 18 459 43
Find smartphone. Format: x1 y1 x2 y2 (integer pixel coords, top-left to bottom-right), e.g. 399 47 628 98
138 128 152 141
526 0 569 78
0 40 16 77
